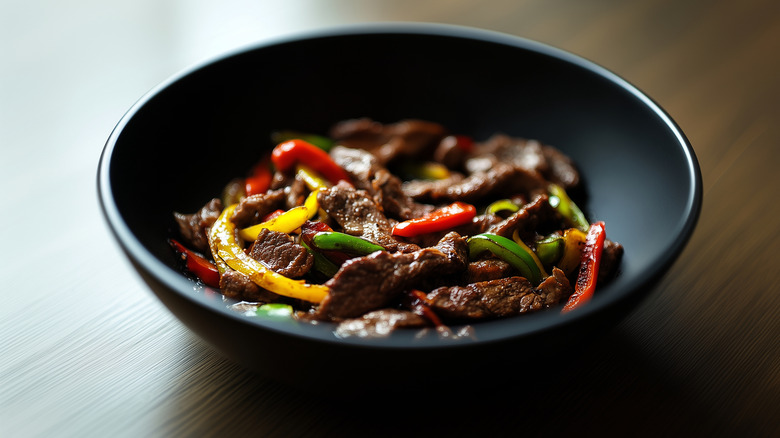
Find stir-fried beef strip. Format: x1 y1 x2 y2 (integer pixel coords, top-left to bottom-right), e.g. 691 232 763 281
249 228 313 278
317 232 468 320
231 188 287 228
334 309 429 338
329 118 448 165
219 269 279 303
598 239 624 282
426 268 571 320
317 181 420 253
486 194 559 238
173 198 223 252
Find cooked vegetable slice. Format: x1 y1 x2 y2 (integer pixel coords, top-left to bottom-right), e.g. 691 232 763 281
256 303 294 319
562 221 606 313
392 202 476 237
245 155 273 197
271 139 351 184
511 230 549 278
486 199 521 215
548 183 589 232
272 130 334 151
534 233 564 268
558 228 587 275
169 239 220 287
312 232 385 255
210 204 329 303
238 189 320 240
467 233 544 285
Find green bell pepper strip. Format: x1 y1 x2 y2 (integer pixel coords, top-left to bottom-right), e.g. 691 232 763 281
534 233 564 268
467 233 544 285
210 204 330 303
312 232 385 255
300 240 340 278
548 184 589 232
485 199 521 215
511 230 549 279
562 221 606 313
255 303 294 319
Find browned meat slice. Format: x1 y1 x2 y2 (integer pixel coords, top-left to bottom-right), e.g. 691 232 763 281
317 233 468 320
402 162 548 204
598 239 624 283
465 259 514 283
317 181 419 253
426 268 571 320
248 228 313 278
173 198 223 252
219 269 279 303
329 118 447 164
486 194 558 238
334 309 429 338
230 188 286 228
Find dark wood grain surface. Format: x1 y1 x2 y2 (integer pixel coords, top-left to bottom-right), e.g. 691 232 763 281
2 0 779 436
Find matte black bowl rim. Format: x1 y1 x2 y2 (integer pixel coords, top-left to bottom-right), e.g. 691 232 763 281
98 22 702 350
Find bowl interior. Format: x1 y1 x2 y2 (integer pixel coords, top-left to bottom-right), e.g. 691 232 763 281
100 24 701 348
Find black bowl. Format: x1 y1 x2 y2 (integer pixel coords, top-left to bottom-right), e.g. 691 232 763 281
98 23 701 391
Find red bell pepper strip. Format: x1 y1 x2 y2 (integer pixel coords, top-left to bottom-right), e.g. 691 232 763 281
392 202 477 237
245 156 273 196
562 221 606 313
453 135 474 153
169 239 220 288
271 139 352 185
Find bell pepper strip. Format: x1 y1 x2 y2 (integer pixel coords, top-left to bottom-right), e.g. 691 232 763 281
485 199 521 215
511 230 549 278
300 240 340 278
408 289 444 327
392 202 477 237
245 156 273 197
271 139 352 185
210 204 329 303
169 239 220 288
398 161 450 180
255 303 294 319
558 228 588 275
238 189 320 241
548 184 589 232
262 209 285 222
312 232 385 255
271 130 334 152
562 221 606 313
534 233 564 268
222 178 247 206
467 233 544 285
296 164 331 191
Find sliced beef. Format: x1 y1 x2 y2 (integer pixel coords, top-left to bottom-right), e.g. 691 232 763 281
465 259 514 283
231 188 286 228
219 269 279 303
426 268 571 320
486 194 558 238
317 181 419 253
334 309 429 338
173 198 223 252
329 118 447 164
433 135 469 170
317 232 468 320
330 145 434 221
249 228 313 278
402 162 548 204
598 239 624 283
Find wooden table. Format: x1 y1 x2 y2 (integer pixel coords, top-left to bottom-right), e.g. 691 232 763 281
3 0 779 436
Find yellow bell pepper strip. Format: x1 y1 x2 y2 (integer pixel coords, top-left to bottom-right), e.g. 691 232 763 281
511 230 549 278
296 164 331 191
210 204 329 303
558 228 587 275
392 202 477 237
485 199 521 215
312 231 385 255
398 161 451 180
238 189 320 241
271 139 352 185
272 130 334 152
255 303 294 319
534 233 564 269
467 233 544 285
245 155 273 197
562 221 606 313
548 184 589 232
169 239 220 288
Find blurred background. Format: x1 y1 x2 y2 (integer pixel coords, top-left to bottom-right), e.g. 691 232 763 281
3 0 779 437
